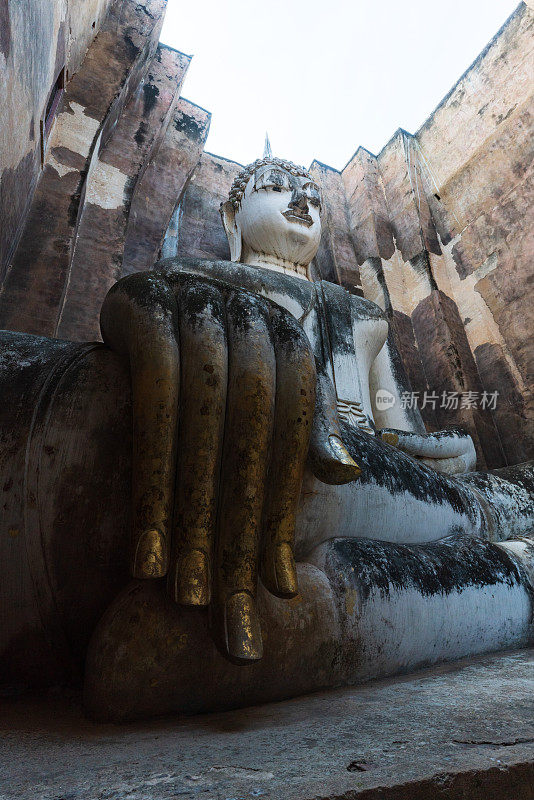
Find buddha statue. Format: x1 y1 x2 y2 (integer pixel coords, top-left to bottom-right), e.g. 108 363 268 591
0 154 533 720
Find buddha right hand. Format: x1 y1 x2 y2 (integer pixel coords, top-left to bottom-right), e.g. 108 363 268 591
100 271 360 664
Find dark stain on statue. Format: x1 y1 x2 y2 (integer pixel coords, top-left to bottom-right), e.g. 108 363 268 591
142 80 159 118
226 291 269 335
179 278 226 331
123 34 140 62
159 257 316 316
134 120 149 147
0 1 11 58
328 535 525 604
468 462 534 502
270 307 310 351
174 112 204 144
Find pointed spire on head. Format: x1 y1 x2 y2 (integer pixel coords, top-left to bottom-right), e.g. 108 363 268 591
263 132 272 159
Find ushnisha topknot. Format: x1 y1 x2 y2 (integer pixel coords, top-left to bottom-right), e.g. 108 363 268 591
227 157 313 210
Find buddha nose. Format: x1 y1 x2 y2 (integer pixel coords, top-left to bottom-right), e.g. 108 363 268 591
289 188 309 212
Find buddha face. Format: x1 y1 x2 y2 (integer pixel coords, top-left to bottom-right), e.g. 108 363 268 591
234 164 322 267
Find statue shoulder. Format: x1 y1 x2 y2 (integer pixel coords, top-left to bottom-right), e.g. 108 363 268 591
318 279 387 323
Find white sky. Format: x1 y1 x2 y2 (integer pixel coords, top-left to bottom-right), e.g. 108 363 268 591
160 0 519 170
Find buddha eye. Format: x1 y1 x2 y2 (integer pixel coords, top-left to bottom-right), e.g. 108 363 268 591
303 182 322 209
260 169 289 192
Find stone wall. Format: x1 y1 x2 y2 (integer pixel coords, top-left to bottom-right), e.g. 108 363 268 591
53 42 191 341
0 0 211 342
417 5 534 467
0 0 113 281
123 98 211 275
162 152 242 262
0 0 172 338
336 2 534 467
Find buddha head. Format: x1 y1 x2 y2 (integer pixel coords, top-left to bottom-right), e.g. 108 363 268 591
220 157 322 278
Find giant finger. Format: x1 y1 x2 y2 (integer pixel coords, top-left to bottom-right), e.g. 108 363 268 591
100 274 180 579
261 306 316 598
212 291 276 664
168 277 228 606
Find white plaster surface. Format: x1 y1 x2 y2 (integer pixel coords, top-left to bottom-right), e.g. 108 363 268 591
433 233 525 391
380 240 434 317
47 102 100 162
84 158 129 210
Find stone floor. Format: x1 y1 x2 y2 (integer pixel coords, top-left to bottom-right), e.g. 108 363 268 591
1 649 533 800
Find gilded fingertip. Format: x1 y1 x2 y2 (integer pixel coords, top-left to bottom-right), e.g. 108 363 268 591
132 528 167 578
274 542 299 598
172 549 211 606
223 591 263 664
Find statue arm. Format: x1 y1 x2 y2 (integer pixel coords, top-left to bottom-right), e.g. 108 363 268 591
369 336 426 433
369 334 476 474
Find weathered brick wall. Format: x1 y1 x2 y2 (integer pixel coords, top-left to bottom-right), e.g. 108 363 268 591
0 0 171 335
416 3 534 465
337 2 533 466
0 0 213 343
0 0 113 280
166 152 242 262
54 43 191 341
123 98 211 275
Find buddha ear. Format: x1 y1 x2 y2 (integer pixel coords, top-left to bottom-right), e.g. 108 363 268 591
220 200 242 262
